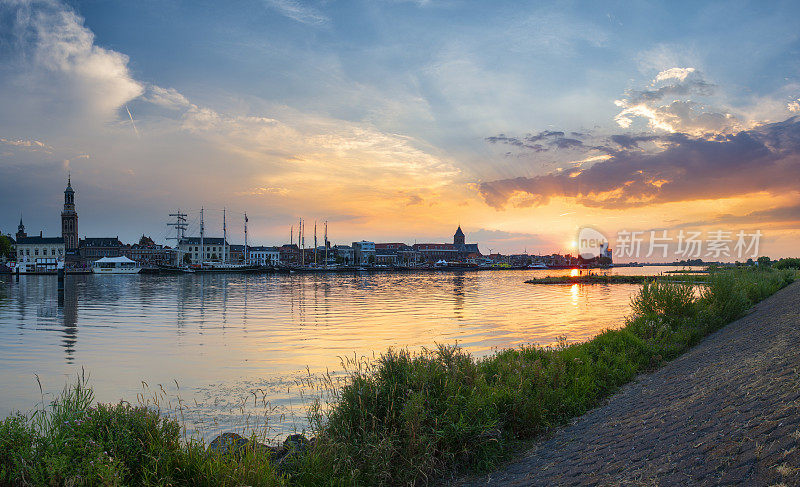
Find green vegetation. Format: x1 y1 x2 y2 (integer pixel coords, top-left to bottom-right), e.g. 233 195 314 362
1 268 795 486
0 235 13 260
0 375 282 486
774 257 800 270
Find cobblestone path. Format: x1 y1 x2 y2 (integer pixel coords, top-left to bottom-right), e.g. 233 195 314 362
462 281 800 486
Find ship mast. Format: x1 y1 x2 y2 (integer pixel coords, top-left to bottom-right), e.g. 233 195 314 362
301 219 305 267
166 209 187 265
324 220 328 268
200 207 204 269
314 221 318 265
244 213 248 265
223 207 227 264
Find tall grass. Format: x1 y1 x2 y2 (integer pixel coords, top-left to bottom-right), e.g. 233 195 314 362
0 374 284 486
0 267 795 486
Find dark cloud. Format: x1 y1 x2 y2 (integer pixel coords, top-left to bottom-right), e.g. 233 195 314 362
486 129 584 152
609 134 659 150
485 134 546 152
479 117 800 210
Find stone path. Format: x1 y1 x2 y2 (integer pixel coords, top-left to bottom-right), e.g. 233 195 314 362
461 281 800 486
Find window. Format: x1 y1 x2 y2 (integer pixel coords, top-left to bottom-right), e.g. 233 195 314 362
26 249 30 256
35 249 39 256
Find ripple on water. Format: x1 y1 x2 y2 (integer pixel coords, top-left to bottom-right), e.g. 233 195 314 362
0 267 695 438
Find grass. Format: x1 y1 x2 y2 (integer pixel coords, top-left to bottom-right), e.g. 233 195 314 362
0 372 284 486
0 267 795 486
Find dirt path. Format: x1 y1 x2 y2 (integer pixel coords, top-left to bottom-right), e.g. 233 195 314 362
461 281 800 486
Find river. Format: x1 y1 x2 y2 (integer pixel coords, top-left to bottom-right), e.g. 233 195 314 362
0 266 693 441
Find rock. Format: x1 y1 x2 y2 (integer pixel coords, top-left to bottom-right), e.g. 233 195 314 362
274 434 314 474
207 432 283 459
283 433 310 453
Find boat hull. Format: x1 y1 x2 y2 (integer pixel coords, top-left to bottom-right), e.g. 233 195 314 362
91 267 141 274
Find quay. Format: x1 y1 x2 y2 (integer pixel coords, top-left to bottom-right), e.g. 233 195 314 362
460 281 800 486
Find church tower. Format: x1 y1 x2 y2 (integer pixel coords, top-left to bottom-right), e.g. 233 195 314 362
453 225 465 246
61 176 78 251
16 216 26 241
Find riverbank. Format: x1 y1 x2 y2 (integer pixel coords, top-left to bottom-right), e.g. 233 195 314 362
0 268 794 485
460 278 800 486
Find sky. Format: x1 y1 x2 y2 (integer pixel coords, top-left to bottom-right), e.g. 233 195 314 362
0 0 799 259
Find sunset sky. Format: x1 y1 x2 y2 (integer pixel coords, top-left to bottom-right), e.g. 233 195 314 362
1 0 799 259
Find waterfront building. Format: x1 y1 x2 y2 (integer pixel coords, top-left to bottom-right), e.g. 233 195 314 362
79 237 124 261
413 242 459 262
278 244 300 265
177 237 230 265
352 241 375 265
374 243 419 266
229 244 245 263
15 234 65 271
601 242 613 260
61 177 78 251
332 245 354 265
123 243 173 266
248 246 281 266
412 226 481 263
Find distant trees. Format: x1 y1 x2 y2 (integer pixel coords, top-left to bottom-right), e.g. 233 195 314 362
774 258 800 269
757 256 772 267
0 236 12 260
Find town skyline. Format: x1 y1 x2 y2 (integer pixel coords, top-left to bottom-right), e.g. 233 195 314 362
1 1 799 257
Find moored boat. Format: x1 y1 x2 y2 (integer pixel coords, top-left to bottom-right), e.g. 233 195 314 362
91 256 141 274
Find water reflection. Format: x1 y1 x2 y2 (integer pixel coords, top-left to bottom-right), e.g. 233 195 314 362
0 267 694 436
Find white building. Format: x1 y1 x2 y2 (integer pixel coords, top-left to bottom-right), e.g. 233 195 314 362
177 237 230 265
352 241 375 265
15 235 65 272
248 246 281 266
601 242 613 260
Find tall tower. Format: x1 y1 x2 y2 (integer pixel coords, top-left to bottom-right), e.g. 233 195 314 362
453 225 465 246
16 216 26 241
61 175 78 251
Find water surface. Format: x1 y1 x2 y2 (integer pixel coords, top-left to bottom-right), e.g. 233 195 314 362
0 267 690 439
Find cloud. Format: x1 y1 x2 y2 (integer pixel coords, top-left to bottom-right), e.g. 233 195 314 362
478 117 800 210
0 137 53 153
789 99 800 113
262 0 328 25
612 68 740 135
485 130 585 152
144 86 191 109
2 0 144 121
654 67 696 83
